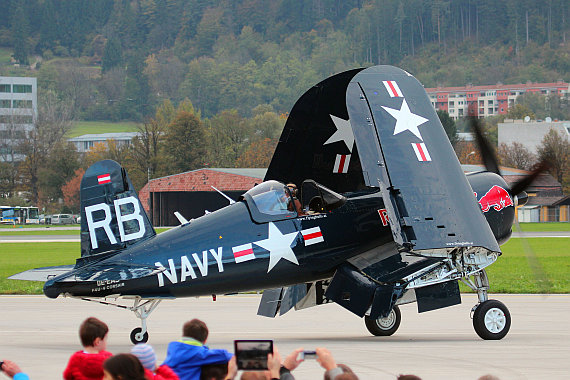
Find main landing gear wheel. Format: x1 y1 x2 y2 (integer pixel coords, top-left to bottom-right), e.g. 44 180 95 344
364 305 401 336
130 327 149 344
472 299 511 340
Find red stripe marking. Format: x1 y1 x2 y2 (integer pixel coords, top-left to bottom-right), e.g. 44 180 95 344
338 155 346 173
387 81 398 97
234 248 254 258
416 143 427 161
303 232 322 240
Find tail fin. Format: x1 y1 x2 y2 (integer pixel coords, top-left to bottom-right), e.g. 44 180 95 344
80 160 155 257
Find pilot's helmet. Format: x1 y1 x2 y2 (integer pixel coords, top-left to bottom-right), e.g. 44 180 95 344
286 183 298 197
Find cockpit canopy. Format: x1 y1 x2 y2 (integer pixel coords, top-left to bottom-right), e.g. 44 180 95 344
242 179 346 223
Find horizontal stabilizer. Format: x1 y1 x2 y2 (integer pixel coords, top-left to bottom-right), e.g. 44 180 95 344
57 261 163 282
8 265 74 282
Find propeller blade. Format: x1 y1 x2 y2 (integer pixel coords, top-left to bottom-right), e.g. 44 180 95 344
509 161 551 196
469 117 502 176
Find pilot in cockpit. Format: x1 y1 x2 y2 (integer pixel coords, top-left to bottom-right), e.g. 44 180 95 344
286 183 304 215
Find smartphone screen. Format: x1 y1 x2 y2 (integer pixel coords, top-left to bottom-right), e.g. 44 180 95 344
234 340 274 370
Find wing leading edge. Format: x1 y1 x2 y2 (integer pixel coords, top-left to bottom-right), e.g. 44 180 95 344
346 66 499 252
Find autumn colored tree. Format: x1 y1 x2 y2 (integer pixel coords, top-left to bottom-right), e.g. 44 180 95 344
236 138 277 168
83 140 131 168
498 142 536 171
61 168 85 213
454 141 482 165
537 129 570 185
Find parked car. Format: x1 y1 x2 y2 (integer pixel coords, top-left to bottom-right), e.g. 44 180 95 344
39 214 51 224
51 214 74 225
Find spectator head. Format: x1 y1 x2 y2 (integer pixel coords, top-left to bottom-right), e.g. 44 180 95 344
240 372 267 380
79 317 109 348
183 318 209 343
103 354 146 380
478 375 501 380
397 375 422 380
336 374 359 380
200 362 228 380
324 363 354 380
130 343 156 371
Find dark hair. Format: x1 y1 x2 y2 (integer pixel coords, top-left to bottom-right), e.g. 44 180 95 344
103 354 146 380
324 364 355 380
200 362 228 380
79 317 109 347
183 319 208 343
397 375 422 380
336 374 359 380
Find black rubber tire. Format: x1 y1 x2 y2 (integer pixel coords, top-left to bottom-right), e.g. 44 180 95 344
364 305 401 336
130 327 149 344
473 299 511 340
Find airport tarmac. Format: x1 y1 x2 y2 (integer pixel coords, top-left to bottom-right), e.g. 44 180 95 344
0 294 568 379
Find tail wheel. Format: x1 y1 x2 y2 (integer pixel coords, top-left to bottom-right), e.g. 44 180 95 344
472 299 511 340
130 327 149 344
364 305 401 336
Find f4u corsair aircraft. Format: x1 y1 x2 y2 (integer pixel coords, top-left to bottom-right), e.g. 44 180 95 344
12 65 532 343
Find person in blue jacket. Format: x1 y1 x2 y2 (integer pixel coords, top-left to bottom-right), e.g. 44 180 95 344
163 319 233 380
1 360 30 380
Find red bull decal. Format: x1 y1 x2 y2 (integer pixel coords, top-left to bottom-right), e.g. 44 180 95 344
477 185 513 212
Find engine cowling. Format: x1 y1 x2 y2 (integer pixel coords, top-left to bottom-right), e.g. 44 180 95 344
466 171 516 245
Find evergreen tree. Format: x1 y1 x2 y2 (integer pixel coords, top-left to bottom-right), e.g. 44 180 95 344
102 36 123 73
11 2 30 65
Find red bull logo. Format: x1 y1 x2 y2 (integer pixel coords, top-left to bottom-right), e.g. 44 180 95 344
477 185 513 213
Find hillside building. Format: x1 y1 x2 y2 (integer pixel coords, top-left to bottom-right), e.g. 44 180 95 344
67 132 140 153
426 81 570 120
0 76 37 162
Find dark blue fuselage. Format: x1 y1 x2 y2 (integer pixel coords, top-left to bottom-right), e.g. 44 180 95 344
44 192 390 299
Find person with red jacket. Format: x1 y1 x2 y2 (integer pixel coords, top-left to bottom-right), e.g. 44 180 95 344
131 343 179 380
63 317 113 380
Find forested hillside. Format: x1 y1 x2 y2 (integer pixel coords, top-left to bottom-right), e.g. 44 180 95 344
1 0 568 120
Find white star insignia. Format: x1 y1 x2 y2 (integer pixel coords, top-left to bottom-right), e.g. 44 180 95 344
253 222 299 273
382 99 428 140
324 115 354 152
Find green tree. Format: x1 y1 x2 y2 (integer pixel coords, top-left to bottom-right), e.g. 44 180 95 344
206 109 250 167
163 110 207 172
11 2 30 65
507 104 535 120
437 110 458 146
38 141 80 204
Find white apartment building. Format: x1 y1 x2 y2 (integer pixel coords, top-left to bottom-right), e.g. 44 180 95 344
0 76 37 162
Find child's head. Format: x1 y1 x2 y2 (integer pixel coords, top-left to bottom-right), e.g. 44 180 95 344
103 354 146 380
183 318 209 343
130 344 156 371
79 317 109 349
